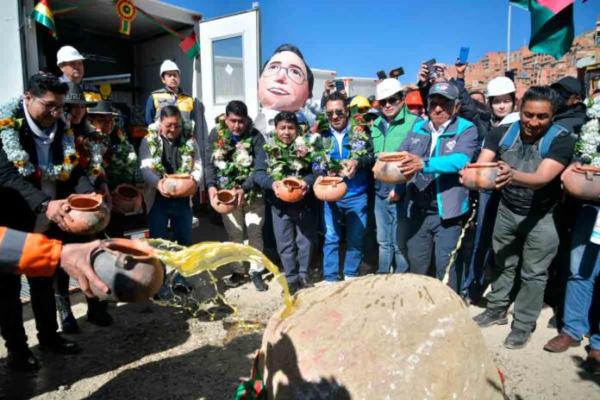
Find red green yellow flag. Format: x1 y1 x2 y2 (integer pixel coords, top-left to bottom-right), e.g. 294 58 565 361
179 31 200 59
510 0 575 59
32 0 57 39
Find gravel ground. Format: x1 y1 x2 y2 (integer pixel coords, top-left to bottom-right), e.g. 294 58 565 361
0 271 598 400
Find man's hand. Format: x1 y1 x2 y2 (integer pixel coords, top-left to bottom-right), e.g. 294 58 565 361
561 162 581 184
418 63 429 85
157 179 172 198
455 60 467 79
46 199 74 232
235 188 245 207
389 190 400 202
399 153 424 176
341 160 358 179
495 161 513 189
60 240 109 298
299 180 308 195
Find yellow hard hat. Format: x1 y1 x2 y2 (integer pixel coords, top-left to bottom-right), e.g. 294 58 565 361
349 95 370 109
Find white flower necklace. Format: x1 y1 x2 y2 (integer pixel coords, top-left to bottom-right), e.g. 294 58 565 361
0 98 78 182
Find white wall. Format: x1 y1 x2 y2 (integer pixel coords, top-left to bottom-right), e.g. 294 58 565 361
0 1 26 103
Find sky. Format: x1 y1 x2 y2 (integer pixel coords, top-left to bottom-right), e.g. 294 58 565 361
165 0 600 82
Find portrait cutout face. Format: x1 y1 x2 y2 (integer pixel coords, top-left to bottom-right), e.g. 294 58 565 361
258 50 310 112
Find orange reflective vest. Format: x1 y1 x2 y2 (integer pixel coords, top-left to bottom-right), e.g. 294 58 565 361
0 227 62 277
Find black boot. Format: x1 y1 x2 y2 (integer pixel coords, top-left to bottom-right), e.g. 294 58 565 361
251 272 268 292
6 348 40 372
55 295 80 334
86 298 113 327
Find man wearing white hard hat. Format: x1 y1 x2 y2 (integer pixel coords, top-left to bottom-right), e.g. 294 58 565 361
145 59 208 184
56 45 101 102
370 78 419 275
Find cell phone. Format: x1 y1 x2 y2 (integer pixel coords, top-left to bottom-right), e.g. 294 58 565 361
389 67 404 78
424 58 437 80
458 47 470 65
376 70 387 80
334 80 345 92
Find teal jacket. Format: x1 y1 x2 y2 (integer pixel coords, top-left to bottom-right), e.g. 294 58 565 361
398 117 479 220
371 106 419 197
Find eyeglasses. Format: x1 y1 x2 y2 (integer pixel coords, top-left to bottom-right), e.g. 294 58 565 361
326 109 346 119
34 97 64 113
379 94 402 107
263 62 306 85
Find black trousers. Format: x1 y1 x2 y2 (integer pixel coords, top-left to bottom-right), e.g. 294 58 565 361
0 275 58 352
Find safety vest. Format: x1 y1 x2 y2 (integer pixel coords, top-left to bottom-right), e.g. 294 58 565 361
151 88 195 122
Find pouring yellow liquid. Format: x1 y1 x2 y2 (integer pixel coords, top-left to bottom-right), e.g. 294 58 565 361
148 240 296 318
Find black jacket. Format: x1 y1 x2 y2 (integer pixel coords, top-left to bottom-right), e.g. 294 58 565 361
0 106 93 232
204 124 266 193
253 144 316 209
554 103 587 134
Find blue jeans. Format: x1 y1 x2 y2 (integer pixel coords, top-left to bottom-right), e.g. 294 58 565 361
562 205 600 350
323 194 368 281
374 195 408 273
148 195 193 246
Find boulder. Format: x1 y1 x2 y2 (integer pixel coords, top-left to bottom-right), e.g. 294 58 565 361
259 274 504 400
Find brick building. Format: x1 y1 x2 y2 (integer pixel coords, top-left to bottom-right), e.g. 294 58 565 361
449 29 599 98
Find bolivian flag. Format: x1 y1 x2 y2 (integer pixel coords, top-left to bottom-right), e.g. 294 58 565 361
511 0 574 59
32 0 57 39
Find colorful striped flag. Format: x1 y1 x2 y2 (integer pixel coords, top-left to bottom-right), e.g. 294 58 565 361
179 31 200 59
510 0 575 59
32 0 57 39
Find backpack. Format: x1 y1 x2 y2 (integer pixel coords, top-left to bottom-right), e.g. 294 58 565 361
498 122 568 157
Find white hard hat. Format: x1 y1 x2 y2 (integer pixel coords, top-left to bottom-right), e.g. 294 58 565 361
160 60 180 77
376 78 403 101
486 77 516 98
56 46 85 66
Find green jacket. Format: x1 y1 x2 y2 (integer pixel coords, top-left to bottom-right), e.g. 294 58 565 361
371 106 419 197
371 105 418 154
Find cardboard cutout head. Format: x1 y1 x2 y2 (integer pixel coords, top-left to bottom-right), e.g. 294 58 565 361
258 44 313 112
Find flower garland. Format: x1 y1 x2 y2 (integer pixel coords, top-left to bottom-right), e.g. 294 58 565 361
212 118 254 191
0 98 78 182
144 123 195 176
575 97 600 166
310 111 370 175
263 132 322 181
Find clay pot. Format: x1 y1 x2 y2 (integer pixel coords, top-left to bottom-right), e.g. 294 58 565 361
161 174 196 198
212 189 237 214
562 164 600 201
259 274 504 399
313 176 348 202
275 177 306 203
111 184 143 214
89 239 164 302
372 152 411 184
461 162 499 191
64 194 110 235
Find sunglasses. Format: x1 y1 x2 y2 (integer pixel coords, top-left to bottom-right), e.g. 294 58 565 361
379 95 402 107
326 109 346 118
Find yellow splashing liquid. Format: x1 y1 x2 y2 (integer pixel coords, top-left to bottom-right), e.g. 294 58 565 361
149 240 296 318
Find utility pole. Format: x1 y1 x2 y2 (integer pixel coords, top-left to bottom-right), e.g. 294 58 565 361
507 4 512 72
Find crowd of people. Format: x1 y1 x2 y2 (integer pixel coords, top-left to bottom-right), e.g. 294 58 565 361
1 42 599 378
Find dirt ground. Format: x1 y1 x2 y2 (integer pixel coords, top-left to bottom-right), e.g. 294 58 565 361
0 269 598 400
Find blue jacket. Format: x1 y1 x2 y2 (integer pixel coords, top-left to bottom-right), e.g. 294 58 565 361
321 127 374 199
398 117 478 220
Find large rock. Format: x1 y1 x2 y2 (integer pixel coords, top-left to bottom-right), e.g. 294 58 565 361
258 274 504 400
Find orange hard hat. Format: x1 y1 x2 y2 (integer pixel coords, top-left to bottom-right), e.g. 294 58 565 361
405 90 424 107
